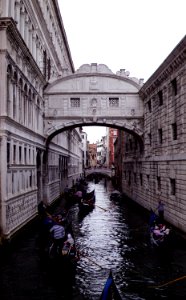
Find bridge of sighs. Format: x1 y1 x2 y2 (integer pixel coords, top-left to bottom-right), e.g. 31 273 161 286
43 64 144 143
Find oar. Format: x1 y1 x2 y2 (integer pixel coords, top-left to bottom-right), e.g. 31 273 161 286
95 204 108 212
78 249 104 269
149 275 186 288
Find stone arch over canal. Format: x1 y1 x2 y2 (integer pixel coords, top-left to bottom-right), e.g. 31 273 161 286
44 63 144 144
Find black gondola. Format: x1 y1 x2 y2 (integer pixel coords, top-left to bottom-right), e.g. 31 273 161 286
149 210 171 247
110 190 122 201
100 271 122 300
78 189 95 213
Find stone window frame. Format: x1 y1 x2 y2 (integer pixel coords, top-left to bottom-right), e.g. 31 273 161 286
128 170 131 186
148 132 152 146
133 172 137 184
147 99 152 113
146 174 150 190
70 98 80 108
140 173 143 186
171 78 178 96
158 90 163 106
171 122 177 140
170 178 176 195
157 176 161 191
109 97 119 107
158 128 163 144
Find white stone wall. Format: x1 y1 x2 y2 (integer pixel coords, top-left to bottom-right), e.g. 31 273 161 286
0 1 80 239
122 36 186 233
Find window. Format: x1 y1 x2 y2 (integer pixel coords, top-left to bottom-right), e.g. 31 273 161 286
126 143 128 152
7 143 10 164
147 99 151 112
172 123 177 140
70 98 80 107
170 178 176 195
140 173 143 186
158 90 163 106
157 176 161 191
171 78 177 96
13 145 16 164
148 133 152 146
129 139 133 150
134 172 137 184
24 147 27 164
135 139 138 150
109 98 119 107
147 174 150 187
158 128 163 144
128 171 131 186
19 146 22 163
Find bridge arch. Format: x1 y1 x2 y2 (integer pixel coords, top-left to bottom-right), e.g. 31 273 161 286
44 63 144 147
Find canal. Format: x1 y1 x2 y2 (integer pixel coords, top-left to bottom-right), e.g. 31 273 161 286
0 179 186 299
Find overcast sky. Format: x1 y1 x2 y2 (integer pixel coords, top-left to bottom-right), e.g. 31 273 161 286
58 0 186 142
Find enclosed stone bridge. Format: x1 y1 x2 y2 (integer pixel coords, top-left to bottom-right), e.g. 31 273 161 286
85 167 113 178
44 64 144 143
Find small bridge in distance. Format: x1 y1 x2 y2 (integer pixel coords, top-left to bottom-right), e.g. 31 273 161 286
84 167 113 178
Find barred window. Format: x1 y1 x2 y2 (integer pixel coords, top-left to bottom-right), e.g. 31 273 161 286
170 178 176 195
70 98 80 107
171 78 177 96
147 99 151 112
157 176 161 191
109 98 119 107
158 90 163 106
158 128 163 144
172 123 177 140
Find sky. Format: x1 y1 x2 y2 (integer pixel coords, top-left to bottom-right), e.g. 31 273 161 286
58 0 186 142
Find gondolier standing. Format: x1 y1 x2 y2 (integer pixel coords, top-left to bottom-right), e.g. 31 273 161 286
157 200 165 222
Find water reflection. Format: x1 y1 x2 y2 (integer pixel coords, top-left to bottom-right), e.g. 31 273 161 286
70 180 186 300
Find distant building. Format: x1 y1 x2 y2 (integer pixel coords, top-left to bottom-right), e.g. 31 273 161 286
81 131 88 168
96 136 107 166
87 143 97 167
107 128 118 167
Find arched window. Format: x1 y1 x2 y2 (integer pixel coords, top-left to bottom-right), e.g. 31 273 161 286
7 65 12 116
28 89 32 126
18 78 23 123
24 84 27 125
13 71 18 120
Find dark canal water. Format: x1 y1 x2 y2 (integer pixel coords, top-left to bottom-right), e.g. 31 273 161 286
1 179 186 299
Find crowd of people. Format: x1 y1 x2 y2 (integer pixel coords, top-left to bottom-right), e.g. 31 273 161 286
37 200 78 261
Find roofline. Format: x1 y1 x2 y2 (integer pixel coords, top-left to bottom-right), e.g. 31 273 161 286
52 0 75 73
139 35 186 98
44 72 141 93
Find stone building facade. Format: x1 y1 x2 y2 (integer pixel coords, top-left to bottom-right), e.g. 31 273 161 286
120 36 186 232
0 0 83 238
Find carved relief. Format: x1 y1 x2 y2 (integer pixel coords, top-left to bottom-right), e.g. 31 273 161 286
89 77 99 90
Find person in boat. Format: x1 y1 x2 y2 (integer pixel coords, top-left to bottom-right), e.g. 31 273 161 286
75 190 83 202
64 185 70 199
156 200 165 223
149 209 157 227
49 219 66 254
152 223 170 241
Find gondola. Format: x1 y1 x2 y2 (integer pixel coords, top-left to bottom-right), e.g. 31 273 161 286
149 211 171 247
110 190 122 201
100 271 122 300
78 189 95 213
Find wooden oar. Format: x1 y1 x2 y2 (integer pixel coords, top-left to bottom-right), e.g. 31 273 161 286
149 275 186 288
78 250 104 269
95 204 108 212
